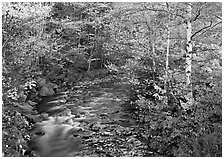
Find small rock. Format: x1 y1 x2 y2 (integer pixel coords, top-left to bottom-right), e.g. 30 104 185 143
99 113 108 117
82 135 91 139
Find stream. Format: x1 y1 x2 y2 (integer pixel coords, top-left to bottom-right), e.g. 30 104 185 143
30 81 154 157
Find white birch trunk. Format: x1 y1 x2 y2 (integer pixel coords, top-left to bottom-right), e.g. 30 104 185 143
165 3 170 92
185 3 193 105
165 25 170 91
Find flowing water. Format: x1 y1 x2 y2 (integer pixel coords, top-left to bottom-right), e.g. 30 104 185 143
30 82 153 157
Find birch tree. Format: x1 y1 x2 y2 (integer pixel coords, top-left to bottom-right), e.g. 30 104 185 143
164 3 170 92
183 2 221 106
185 3 193 105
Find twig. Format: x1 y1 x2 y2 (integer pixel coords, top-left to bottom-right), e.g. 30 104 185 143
192 5 203 22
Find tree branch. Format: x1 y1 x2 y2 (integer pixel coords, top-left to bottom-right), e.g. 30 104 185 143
214 14 222 20
192 21 221 39
166 2 169 9
191 21 212 39
116 4 168 18
192 5 203 22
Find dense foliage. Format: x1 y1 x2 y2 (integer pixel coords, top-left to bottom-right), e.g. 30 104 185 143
2 2 222 157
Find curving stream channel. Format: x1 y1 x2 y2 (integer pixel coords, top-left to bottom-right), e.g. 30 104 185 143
29 82 154 157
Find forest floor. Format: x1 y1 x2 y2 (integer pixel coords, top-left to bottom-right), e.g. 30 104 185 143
54 78 153 157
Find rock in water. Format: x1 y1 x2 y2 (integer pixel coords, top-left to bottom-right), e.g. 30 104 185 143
39 85 55 96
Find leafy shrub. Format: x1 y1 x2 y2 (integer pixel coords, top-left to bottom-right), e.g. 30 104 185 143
127 69 221 157
2 99 34 157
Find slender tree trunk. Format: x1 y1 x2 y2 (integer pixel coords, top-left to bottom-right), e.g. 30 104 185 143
87 59 92 72
87 25 97 73
151 40 156 72
185 3 193 105
165 28 170 91
164 3 170 92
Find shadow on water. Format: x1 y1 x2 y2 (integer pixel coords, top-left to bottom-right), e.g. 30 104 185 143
34 92 68 115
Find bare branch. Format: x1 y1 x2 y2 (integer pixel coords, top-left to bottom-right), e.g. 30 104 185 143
214 14 222 20
117 4 168 18
166 2 169 9
193 21 222 39
191 21 212 39
192 5 203 22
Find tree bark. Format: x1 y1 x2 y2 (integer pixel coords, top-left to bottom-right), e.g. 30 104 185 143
185 3 193 105
164 3 170 92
